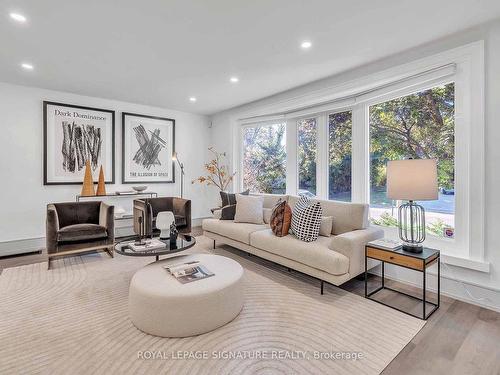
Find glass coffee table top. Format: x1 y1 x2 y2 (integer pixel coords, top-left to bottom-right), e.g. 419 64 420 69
114 234 196 260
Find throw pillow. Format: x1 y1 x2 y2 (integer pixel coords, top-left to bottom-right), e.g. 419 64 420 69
220 204 236 220
263 208 273 224
270 199 292 237
234 195 264 224
220 189 249 207
290 196 323 242
319 216 334 237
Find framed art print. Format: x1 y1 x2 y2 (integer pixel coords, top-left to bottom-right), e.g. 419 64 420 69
122 112 175 183
43 101 115 185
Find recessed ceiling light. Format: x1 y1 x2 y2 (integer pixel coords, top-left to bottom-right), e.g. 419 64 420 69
230 77 239 83
21 62 34 70
301 40 312 49
10 12 27 23
189 97 197 102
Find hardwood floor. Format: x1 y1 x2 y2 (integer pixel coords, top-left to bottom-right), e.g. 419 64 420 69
1 226 499 375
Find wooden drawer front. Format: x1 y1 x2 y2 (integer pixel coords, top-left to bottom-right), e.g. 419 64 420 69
366 247 424 271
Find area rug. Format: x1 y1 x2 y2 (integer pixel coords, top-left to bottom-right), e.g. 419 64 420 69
0 236 425 374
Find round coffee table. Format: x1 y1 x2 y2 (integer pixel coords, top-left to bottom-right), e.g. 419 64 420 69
114 234 196 261
129 254 244 337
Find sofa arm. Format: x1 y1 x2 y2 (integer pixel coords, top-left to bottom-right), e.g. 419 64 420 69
46 204 59 254
329 226 384 277
99 202 115 242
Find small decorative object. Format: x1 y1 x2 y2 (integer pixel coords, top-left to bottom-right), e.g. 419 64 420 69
132 185 148 192
43 101 115 185
192 147 236 192
387 159 438 253
81 160 95 196
172 152 185 198
134 216 147 245
169 222 178 246
96 165 106 195
122 112 175 183
156 211 175 239
443 226 454 238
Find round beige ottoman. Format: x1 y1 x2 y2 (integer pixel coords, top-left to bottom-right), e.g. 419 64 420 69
129 253 244 337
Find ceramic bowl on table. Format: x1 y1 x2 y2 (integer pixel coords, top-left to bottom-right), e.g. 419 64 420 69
132 186 148 192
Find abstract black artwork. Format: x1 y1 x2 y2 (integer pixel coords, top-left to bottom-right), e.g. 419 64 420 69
122 112 175 183
43 101 115 185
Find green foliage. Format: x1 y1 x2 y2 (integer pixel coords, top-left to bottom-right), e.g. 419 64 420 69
298 118 317 195
426 219 448 237
370 83 455 194
242 124 286 194
242 83 455 200
371 212 398 227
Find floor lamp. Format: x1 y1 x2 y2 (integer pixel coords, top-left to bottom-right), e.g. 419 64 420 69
386 159 438 253
172 152 185 198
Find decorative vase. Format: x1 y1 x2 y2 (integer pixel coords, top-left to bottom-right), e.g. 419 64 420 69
81 160 95 196
169 223 178 246
96 165 106 196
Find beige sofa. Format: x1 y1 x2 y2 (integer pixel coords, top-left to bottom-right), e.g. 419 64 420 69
202 194 384 291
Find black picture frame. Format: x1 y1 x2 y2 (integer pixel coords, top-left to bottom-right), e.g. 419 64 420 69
43 101 115 185
121 112 175 184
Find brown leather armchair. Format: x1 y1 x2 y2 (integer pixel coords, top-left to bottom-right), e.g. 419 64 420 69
46 201 114 269
133 197 191 237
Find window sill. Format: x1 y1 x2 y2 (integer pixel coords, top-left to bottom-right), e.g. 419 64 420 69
373 224 490 273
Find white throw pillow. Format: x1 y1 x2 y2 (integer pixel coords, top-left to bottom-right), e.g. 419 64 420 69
234 195 264 224
319 216 333 237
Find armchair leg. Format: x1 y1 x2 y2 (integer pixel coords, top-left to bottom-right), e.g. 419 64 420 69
47 258 51 270
108 246 114 258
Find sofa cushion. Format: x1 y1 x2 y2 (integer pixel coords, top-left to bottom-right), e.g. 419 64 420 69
250 229 349 275
58 223 108 242
288 195 368 235
202 218 268 245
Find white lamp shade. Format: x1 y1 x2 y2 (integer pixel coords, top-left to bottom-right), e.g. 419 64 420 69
386 159 438 201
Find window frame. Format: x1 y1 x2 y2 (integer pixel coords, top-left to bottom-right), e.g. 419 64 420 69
234 41 485 267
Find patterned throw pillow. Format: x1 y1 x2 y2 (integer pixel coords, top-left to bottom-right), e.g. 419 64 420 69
270 199 292 237
290 196 323 242
220 190 249 207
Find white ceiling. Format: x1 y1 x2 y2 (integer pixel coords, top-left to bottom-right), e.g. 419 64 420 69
1 0 500 115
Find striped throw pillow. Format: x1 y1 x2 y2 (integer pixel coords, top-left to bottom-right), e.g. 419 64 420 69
290 196 323 242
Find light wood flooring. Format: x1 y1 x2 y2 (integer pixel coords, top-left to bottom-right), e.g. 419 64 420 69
1 226 499 375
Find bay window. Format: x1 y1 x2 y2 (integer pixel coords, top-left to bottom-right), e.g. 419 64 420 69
236 42 485 265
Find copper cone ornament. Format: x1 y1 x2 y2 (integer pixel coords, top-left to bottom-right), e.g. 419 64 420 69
81 160 95 196
96 165 106 196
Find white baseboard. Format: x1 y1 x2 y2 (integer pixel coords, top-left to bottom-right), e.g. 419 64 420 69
0 217 210 257
371 265 500 313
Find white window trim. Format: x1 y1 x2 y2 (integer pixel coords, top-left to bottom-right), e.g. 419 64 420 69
234 41 485 267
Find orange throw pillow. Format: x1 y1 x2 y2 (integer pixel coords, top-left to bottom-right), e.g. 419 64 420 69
270 199 292 237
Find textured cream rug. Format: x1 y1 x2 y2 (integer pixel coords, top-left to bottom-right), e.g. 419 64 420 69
0 236 424 374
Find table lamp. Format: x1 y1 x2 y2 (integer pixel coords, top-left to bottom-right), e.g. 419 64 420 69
386 159 438 253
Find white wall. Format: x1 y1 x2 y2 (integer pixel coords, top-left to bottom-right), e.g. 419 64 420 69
0 82 217 248
210 20 500 311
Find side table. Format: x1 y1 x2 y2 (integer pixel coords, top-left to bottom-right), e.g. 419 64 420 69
365 244 440 320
